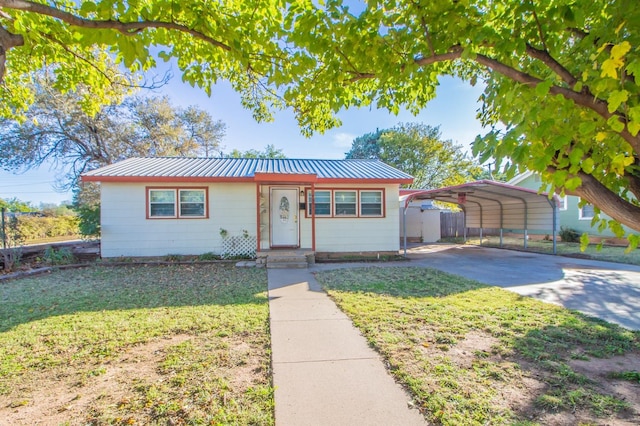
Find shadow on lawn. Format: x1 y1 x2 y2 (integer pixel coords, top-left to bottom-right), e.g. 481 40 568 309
0 263 268 332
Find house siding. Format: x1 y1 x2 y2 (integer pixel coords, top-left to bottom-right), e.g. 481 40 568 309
101 182 401 257
512 174 631 237
101 182 256 257
301 185 401 252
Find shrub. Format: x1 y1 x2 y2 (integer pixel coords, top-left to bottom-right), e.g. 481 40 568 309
15 215 80 242
76 204 100 239
43 247 76 265
559 226 580 243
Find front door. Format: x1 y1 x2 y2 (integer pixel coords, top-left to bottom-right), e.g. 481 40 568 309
270 188 299 247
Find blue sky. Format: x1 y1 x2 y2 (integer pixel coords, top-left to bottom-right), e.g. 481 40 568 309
0 74 486 206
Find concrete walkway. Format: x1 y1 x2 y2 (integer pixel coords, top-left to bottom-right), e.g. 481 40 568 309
268 269 426 426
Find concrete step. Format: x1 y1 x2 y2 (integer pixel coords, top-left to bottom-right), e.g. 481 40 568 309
267 262 309 269
268 255 308 263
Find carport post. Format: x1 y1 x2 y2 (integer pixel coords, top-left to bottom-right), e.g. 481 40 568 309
546 197 558 255
403 204 407 257
553 205 557 254
479 204 483 246
523 203 528 250
461 206 467 242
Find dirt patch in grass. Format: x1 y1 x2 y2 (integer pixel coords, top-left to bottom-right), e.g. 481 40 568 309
569 353 640 416
2 334 191 425
441 332 640 425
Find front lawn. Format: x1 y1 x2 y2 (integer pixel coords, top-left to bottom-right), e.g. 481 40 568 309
0 264 273 425
317 267 640 425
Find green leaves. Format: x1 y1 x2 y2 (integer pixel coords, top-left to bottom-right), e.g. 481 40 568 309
607 90 628 113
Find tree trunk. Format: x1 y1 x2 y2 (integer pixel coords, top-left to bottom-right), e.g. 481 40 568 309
568 172 640 233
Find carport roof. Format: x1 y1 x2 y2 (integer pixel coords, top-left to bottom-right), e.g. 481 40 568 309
402 180 560 232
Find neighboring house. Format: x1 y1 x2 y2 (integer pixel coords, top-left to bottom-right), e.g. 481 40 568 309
81 157 413 258
508 171 631 238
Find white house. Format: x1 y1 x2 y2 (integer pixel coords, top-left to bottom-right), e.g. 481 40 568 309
81 157 414 258
508 171 632 240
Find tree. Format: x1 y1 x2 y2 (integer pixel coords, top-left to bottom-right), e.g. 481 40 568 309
346 123 482 189
345 130 384 160
0 77 226 188
0 197 33 212
0 0 288 121
227 144 287 159
1 1 639 238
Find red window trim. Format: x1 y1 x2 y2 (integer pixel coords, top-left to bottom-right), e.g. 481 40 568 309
304 187 386 219
146 186 210 219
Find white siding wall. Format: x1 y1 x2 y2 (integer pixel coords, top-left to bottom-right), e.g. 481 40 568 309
300 184 400 252
101 182 402 257
100 182 256 257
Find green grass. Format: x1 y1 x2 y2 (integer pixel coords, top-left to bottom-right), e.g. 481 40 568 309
0 264 273 425
316 267 640 426
442 236 640 266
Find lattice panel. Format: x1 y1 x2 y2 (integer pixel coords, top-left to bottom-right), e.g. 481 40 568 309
222 236 257 259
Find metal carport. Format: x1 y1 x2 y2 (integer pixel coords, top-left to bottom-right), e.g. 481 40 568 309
401 180 560 255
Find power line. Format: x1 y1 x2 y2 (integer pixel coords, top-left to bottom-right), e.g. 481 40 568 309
0 181 57 188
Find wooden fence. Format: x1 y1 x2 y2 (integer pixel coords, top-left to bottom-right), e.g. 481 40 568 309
440 212 500 238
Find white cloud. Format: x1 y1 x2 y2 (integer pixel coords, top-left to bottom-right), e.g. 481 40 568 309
332 132 355 149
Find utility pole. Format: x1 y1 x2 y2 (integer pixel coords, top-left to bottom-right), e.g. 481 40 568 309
1 207 6 249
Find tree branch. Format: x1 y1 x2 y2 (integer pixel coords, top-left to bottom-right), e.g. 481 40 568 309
472 53 640 154
559 169 640 232
530 5 548 51
412 46 640 154
0 24 24 81
414 47 463 67
0 0 232 49
525 44 577 87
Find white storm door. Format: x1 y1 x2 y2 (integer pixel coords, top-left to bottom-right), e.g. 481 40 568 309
271 188 299 247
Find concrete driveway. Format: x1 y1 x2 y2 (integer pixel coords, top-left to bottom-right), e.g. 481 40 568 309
403 244 640 331
313 244 640 330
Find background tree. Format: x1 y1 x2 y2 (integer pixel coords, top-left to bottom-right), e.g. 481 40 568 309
346 123 482 189
0 76 226 188
1 1 639 239
345 130 384 160
227 144 287 159
0 197 34 213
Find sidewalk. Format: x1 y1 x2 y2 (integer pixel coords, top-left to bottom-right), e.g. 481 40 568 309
268 268 425 426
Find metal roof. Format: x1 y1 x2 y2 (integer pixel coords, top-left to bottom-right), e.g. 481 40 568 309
82 157 414 183
400 180 561 255
402 180 560 231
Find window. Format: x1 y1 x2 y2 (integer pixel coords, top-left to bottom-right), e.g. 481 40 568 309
579 202 595 220
360 191 383 216
307 190 331 216
149 190 176 217
334 191 357 216
558 195 567 211
148 188 207 219
304 188 386 218
180 190 205 217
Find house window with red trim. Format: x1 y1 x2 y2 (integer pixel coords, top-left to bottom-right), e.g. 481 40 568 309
308 190 331 216
148 188 207 218
360 191 383 216
334 191 357 216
